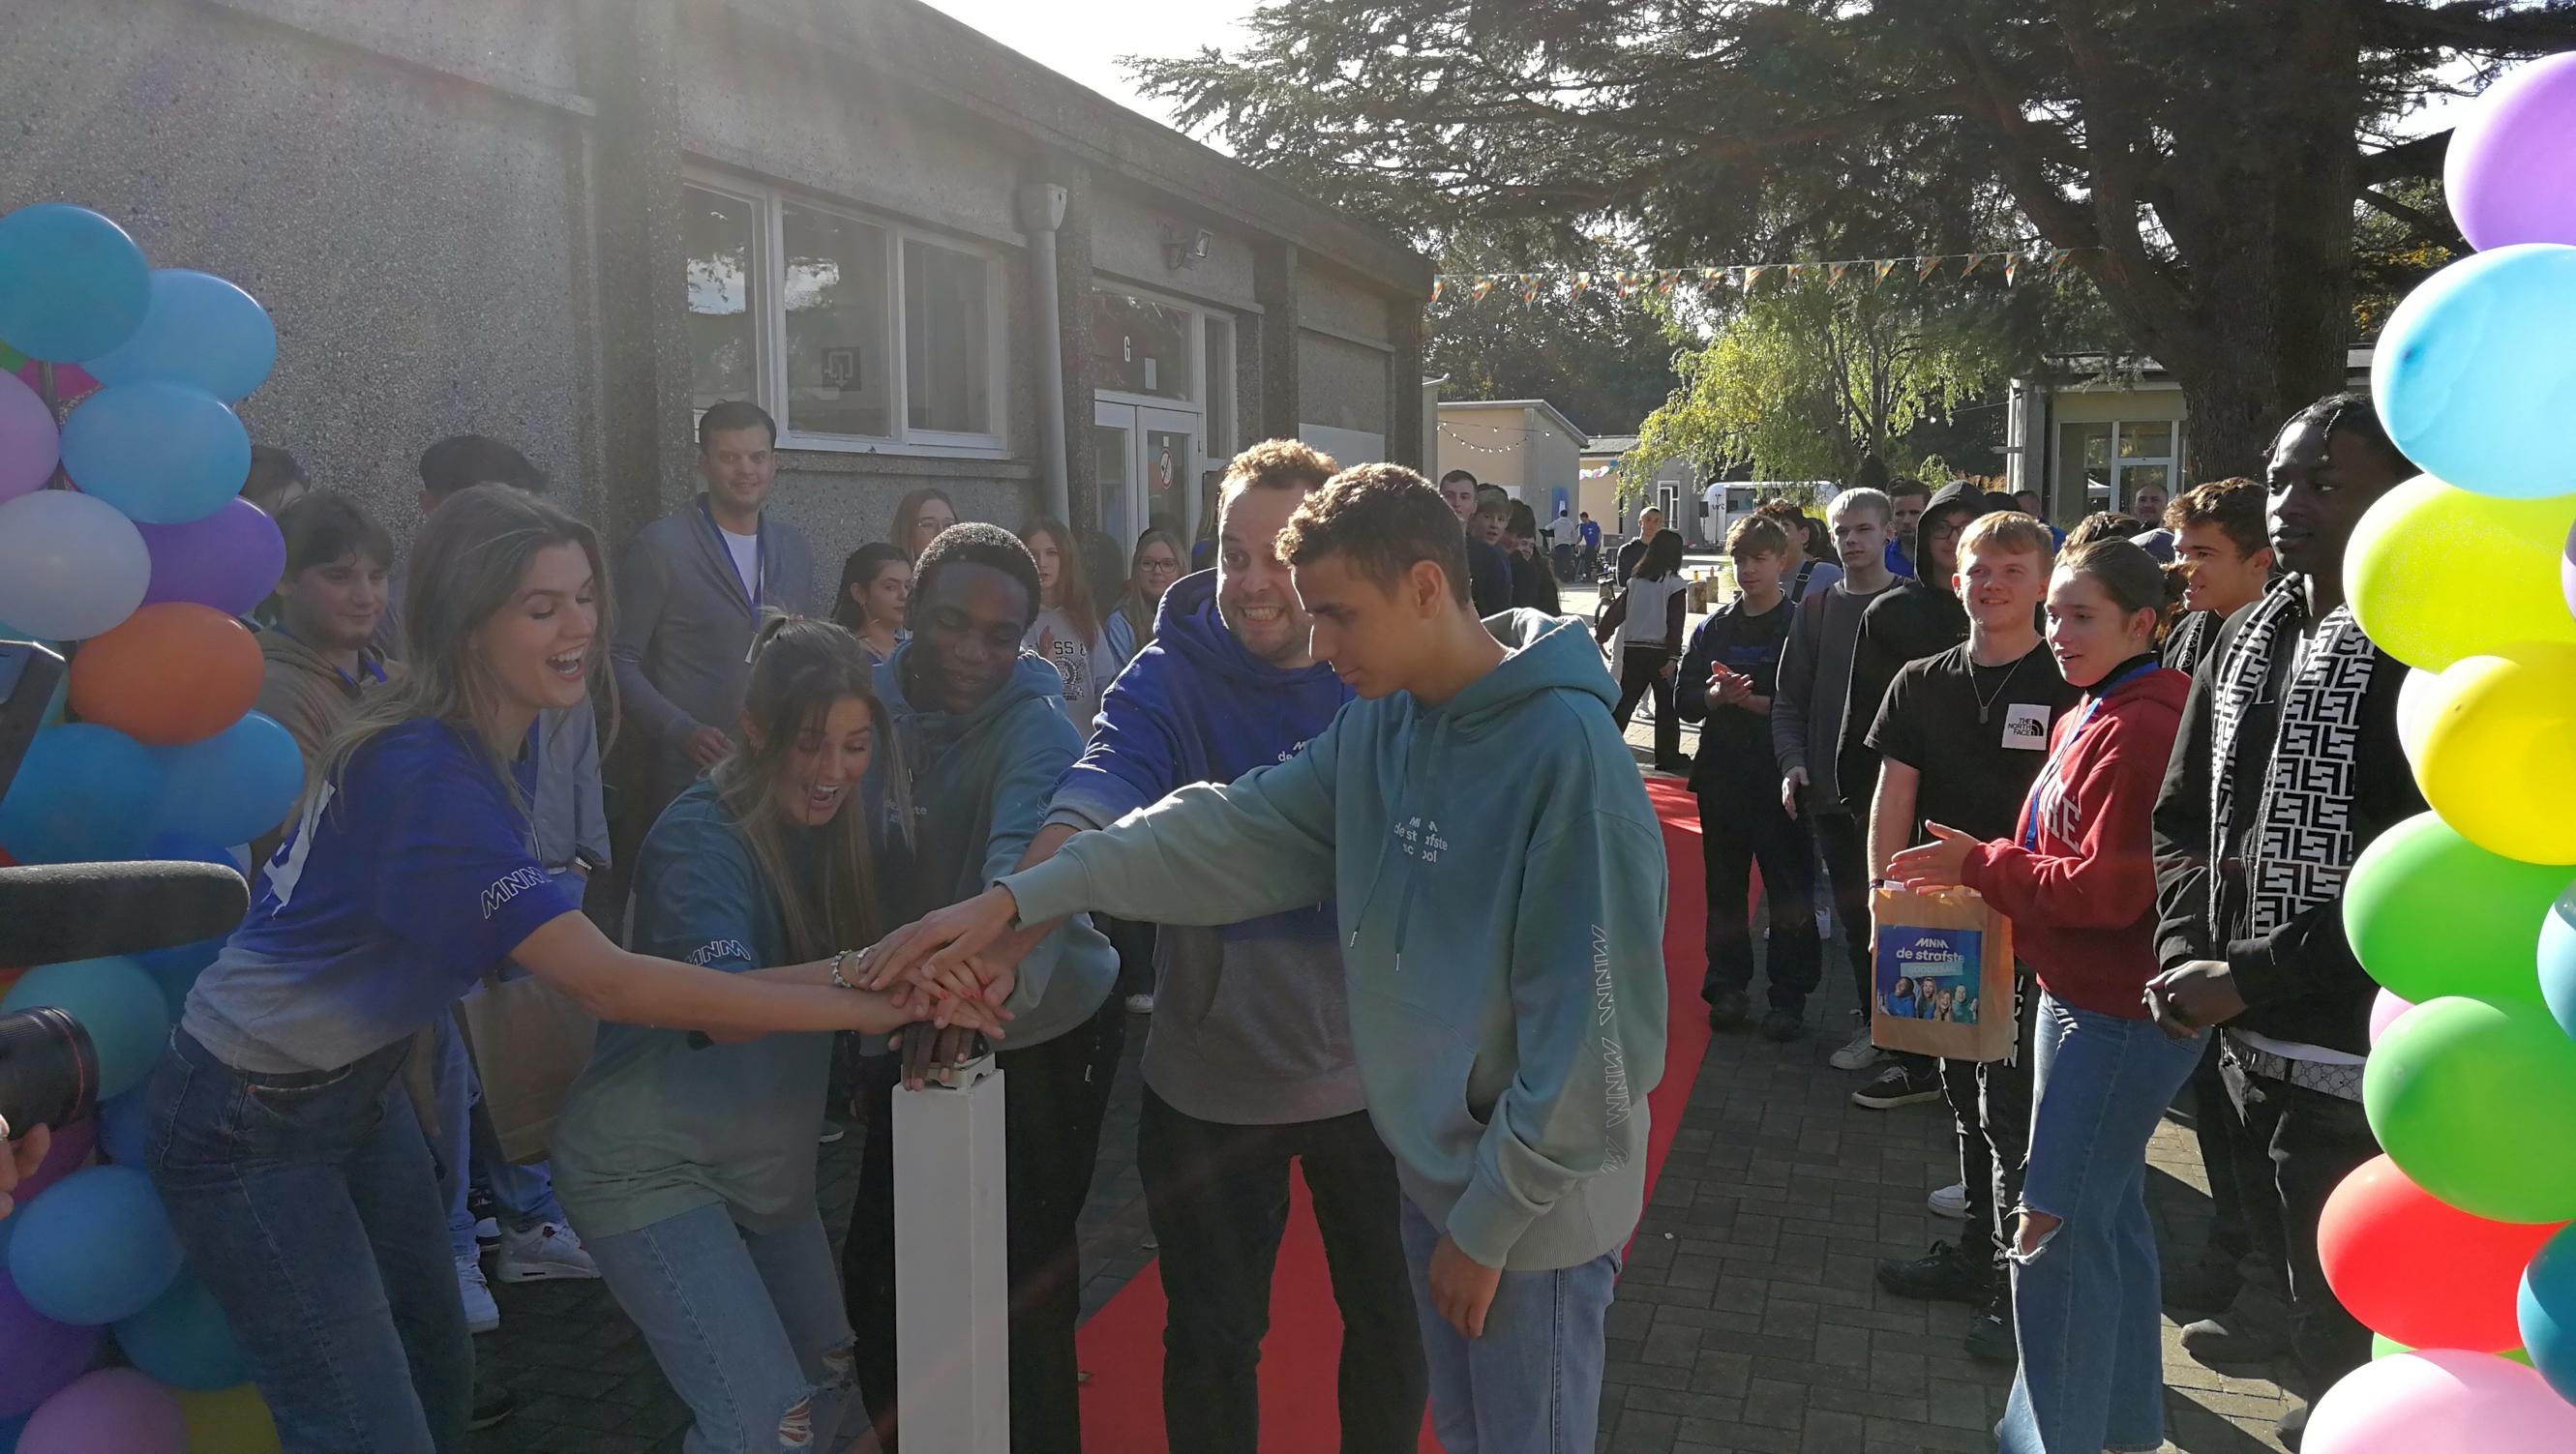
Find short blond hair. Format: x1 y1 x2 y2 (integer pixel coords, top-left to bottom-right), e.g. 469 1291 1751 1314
1957 512 2055 568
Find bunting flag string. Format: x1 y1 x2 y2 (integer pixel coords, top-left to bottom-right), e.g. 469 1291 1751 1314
1429 247 2093 306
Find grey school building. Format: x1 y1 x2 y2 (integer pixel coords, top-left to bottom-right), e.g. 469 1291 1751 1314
1 0 1430 579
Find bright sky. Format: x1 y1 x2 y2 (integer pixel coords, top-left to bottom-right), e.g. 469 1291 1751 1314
916 0 1255 134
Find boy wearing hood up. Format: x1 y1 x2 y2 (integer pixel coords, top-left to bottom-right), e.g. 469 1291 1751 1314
865 464 1668 1454
1012 439 1427 1452
838 522 1122 1454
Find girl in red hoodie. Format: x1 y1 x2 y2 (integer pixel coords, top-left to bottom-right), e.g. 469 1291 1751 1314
1889 538 2197 1454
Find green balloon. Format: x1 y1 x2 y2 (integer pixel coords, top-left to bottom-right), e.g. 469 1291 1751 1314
2347 812 2571 1006
2373 1333 2533 1366
2366 996 2576 1223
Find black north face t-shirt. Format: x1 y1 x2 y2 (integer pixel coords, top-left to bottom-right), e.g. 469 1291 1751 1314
1866 641 2082 845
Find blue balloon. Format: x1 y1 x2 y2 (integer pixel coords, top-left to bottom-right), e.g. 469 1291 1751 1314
2523 1221 2576 1404
4 1166 182 1326
2544 884 2576 1041
81 270 276 403
2373 244 2576 500
93 1086 151 1169
111 1271 245 1391
57 381 250 525
0 724 165 865
0 204 150 364
148 712 303 848
1 959 171 1100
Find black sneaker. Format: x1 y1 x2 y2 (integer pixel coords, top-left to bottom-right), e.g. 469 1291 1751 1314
1875 1239 1990 1304
1850 1060 1943 1109
1706 989 1752 1030
2277 1401 2310 1452
2180 1306 2289 1369
1964 1280 2016 1363
468 1385 518 1431
1760 1007 1803 1042
2162 1255 2242 1320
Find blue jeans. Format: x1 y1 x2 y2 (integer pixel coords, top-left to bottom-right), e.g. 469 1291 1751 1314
1998 992 2205 1454
1397 1199 1620 1454
587 1203 855 1454
143 1026 471 1453
427 1010 566 1257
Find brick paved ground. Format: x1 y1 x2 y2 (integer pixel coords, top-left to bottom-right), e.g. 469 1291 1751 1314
466 579 2299 1454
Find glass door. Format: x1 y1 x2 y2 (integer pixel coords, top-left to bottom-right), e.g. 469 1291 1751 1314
1093 401 1199 547
1093 401 1136 541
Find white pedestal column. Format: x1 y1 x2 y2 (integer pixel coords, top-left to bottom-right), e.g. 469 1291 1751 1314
891 1053 1010 1454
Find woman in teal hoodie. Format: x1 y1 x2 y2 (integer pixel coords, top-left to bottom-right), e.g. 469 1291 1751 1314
553 617 929 1454
839 522 1122 1454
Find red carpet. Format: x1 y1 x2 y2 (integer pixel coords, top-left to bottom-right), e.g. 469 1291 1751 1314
1075 778 1717 1450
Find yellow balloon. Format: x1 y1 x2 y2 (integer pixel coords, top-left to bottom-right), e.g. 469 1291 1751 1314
2416 642 2576 866
2395 666 2447 771
2346 474 2576 670
174 1382 284 1454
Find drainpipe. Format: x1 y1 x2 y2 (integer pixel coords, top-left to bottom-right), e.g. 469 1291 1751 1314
1017 182 1072 523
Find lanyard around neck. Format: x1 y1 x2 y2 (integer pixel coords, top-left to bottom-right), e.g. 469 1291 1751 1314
276 627 384 693
2020 660 2158 850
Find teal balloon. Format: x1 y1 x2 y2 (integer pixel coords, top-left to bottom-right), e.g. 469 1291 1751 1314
82 270 275 403
2367 996 2576 1222
93 1086 150 1168
0 204 150 364
1 958 171 1099
2521 1222 2576 1404
148 712 302 848
132 935 225 1020
2346 812 2570 1007
2543 886 2576 1042
111 1272 247 1391
57 381 250 525
0 724 166 865
2372 244 2576 500
3 1166 182 1326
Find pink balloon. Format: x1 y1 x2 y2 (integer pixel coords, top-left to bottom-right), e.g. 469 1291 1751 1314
11 360 100 411
0 369 56 504
2448 53 2576 251
2307 1349 2576 1452
2372 988 2419 1047
18 1368 186 1453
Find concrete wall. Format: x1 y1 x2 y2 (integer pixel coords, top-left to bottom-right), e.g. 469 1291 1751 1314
1297 332 1391 437
0 0 600 545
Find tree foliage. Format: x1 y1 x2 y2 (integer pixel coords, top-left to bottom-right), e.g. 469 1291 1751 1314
1134 0 2576 483
1425 263 1687 436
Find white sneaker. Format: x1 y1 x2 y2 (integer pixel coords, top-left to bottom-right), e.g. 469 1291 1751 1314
494 1222 600 1283
1124 993 1156 1014
455 1253 500 1333
1829 1023 1884 1072
1927 1182 1971 1219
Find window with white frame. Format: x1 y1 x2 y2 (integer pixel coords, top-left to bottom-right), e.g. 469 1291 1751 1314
684 175 1006 455
2055 418 2180 518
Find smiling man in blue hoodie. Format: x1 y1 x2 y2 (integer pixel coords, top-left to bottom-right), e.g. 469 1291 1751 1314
1011 438 1424 1453
867 463 1669 1454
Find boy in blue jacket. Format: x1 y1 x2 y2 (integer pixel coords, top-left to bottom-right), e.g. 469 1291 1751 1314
868 464 1668 1454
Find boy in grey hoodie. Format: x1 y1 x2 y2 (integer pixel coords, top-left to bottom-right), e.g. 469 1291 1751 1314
865 464 1668 1454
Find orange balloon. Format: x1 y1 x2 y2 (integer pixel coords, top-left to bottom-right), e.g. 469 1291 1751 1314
66 603 262 746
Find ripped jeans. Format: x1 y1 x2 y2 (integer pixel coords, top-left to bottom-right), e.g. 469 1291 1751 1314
1997 992 2204 1454
588 1204 856 1454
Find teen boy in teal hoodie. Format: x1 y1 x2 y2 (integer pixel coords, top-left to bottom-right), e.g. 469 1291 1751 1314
838 522 1120 1454
867 465 1668 1454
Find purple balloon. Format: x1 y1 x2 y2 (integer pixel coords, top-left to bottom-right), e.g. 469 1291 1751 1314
0 370 55 505
2448 53 2576 251
0 1267 101 1420
12 1115 95 1205
135 498 285 617
17 1369 183 1453
2563 514 2575 626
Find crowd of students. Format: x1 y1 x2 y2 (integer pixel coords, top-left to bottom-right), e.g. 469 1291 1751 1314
88 378 2413 1454
1633 391 2411 1452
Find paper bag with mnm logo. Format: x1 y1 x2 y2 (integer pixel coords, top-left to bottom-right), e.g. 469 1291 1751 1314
1870 883 2017 1063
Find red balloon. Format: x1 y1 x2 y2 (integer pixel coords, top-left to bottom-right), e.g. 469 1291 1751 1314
2320 1154 2566 1351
